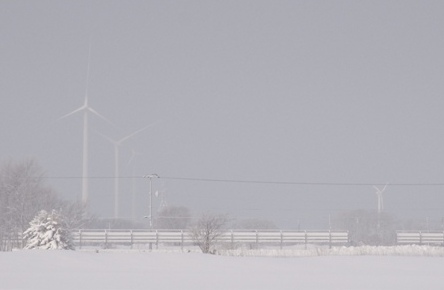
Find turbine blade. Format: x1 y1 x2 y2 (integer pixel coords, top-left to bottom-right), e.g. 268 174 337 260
96 131 117 145
118 122 157 144
125 148 142 169
126 153 136 168
88 107 115 127
59 106 85 120
84 42 92 107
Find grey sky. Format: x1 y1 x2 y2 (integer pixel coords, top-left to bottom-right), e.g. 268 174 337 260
1 1 444 228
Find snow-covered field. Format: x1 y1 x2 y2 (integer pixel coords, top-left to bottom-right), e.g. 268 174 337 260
2 246 444 290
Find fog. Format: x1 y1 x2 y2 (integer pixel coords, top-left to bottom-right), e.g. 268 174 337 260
2 1 444 228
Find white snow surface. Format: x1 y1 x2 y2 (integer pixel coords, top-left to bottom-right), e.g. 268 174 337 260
2 246 444 290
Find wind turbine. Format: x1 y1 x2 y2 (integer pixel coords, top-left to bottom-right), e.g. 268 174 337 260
373 184 388 229
60 46 112 207
373 184 388 214
156 189 168 214
100 124 154 219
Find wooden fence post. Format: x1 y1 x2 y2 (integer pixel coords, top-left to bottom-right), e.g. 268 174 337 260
231 230 234 249
156 230 159 249
130 230 133 249
329 230 332 249
79 230 82 249
181 230 184 251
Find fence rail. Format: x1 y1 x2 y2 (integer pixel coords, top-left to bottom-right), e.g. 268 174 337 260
6 230 444 251
397 231 444 245
72 229 349 249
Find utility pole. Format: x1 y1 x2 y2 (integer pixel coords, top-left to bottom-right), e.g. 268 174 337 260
144 174 159 229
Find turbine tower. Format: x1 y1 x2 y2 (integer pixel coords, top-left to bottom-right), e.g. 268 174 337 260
100 125 153 219
126 148 142 221
60 46 112 207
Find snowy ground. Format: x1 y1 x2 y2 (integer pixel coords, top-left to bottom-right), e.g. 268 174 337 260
2 246 444 290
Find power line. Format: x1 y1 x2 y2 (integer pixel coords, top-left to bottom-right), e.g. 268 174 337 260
41 175 444 186
160 176 444 186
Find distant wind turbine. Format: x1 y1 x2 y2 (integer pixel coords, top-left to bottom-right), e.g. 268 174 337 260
157 189 168 214
100 124 154 219
60 45 113 207
373 184 388 214
373 184 388 230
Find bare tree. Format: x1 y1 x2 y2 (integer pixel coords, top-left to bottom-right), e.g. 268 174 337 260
0 159 61 250
156 206 191 229
190 213 227 254
333 209 396 246
0 159 94 251
59 201 96 230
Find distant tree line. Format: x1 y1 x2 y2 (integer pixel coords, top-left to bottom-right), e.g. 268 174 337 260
5 158 434 251
332 210 396 245
331 209 444 246
0 159 92 251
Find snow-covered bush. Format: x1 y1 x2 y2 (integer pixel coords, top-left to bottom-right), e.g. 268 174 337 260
23 210 74 250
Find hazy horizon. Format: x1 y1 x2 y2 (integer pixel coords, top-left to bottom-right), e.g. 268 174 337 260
2 1 444 228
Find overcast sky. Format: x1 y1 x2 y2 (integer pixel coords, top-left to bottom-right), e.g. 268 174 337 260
1 1 444 228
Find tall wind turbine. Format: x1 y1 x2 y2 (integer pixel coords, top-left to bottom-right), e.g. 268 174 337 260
100 125 153 219
61 46 112 207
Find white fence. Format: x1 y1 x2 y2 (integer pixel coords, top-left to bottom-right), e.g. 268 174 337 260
72 229 349 249
397 231 444 245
